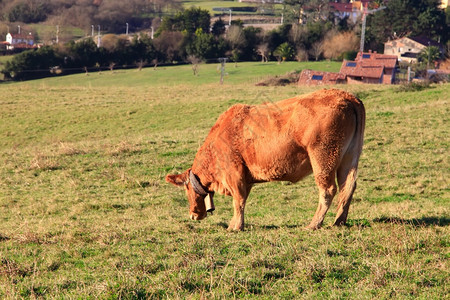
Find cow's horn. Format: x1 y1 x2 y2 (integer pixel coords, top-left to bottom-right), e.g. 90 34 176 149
205 193 215 213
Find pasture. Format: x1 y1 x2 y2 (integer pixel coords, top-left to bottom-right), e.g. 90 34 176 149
0 62 448 298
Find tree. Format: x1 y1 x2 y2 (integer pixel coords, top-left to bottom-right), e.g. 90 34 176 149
283 0 307 24
211 18 226 36
129 33 156 65
302 0 331 22
156 7 210 36
66 38 101 68
309 40 323 61
187 55 202 76
367 0 447 50
257 43 269 62
6 0 49 23
274 42 294 63
2 46 61 80
418 46 441 66
225 25 246 66
186 29 226 60
153 31 185 62
322 31 359 60
241 26 262 61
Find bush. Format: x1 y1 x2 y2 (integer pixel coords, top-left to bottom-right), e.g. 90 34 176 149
396 81 432 92
2 46 61 80
323 31 359 61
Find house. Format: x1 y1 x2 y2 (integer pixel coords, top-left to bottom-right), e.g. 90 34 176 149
384 36 444 63
328 0 376 23
298 69 346 85
340 51 398 84
5 32 35 50
329 2 361 23
299 51 398 85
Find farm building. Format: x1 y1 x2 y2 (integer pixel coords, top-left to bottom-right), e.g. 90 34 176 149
299 51 398 85
340 51 398 84
329 1 360 23
5 32 35 50
298 69 346 85
384 36 444 63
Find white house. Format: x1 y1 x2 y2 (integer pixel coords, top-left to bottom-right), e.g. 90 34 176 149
5 33 35 50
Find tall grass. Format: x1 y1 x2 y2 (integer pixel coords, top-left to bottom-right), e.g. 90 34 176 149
0 62 448 298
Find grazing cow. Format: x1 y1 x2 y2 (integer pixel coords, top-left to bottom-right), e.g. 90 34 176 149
166 89 365 230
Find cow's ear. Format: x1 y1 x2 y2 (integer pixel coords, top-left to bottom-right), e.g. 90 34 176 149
166 173 188 187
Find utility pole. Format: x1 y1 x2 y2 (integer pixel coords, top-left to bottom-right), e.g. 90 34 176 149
229 9 232 26
151 26 154 39
360 4 386 52
56 25 59 44
126 23 129 35
91 25 94 37
427 41 431 80
18 25 21 34
219 58 228 84
97 25 101 47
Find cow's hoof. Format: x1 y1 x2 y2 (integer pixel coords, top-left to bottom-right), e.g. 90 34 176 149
227 223 244 231
305 224 321 230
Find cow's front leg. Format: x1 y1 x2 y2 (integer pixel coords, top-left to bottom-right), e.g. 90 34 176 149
228 195 246 231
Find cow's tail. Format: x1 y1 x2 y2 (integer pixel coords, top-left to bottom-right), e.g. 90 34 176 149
334 97 366 226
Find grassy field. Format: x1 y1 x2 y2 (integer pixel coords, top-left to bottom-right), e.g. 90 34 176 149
183 0 259 14
0 62 448 298
182 0 283 15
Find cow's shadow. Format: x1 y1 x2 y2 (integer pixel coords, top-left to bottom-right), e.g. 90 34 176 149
216 216 449 231
372 216 449 227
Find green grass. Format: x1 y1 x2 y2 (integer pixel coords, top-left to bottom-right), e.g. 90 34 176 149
183 0 257 14
16 61 340 88
30 24 86 42
182 0 283 15
0 62 448 298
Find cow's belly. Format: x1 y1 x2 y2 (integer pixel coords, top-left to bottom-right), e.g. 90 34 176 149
243 140 312 183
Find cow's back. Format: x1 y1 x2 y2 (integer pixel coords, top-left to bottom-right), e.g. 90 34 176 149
193 89 361 186
240 89 360 182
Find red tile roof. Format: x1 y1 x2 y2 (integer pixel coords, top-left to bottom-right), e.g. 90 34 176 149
340 62 384 78
329 2 355 13
355 52 398 69
9 33 34 39
298 69 346 85
340 52 398 79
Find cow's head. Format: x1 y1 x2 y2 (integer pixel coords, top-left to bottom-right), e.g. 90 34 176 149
166 169 214 221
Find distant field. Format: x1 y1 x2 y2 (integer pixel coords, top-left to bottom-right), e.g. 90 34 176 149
0 62 448 298
182 0 283 15
29 24 86 44
29 61 340 88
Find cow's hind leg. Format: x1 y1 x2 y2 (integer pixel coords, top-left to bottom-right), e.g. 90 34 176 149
333 158 358 226
307 172 337 230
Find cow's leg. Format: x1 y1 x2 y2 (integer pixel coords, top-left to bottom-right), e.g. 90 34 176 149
307 149 338 230
227 182 251 231
333 160 357 226
227 195 247 231
307 173 337 230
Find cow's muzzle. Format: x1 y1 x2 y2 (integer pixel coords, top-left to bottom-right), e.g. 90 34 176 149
190 213 206 221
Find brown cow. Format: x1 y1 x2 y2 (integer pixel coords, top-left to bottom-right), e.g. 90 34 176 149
166 88 365 230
